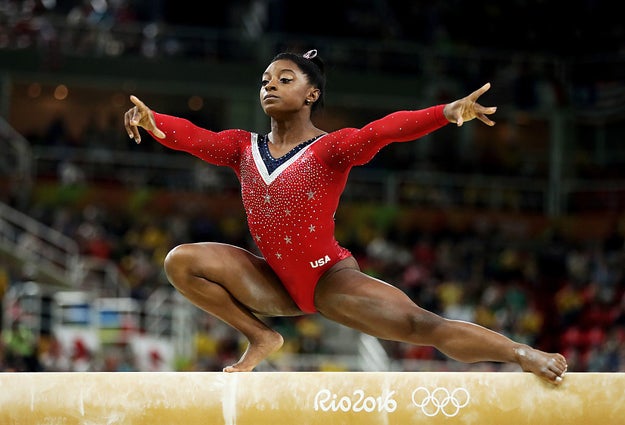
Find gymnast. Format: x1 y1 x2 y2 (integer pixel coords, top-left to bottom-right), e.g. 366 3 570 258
124 49 567 384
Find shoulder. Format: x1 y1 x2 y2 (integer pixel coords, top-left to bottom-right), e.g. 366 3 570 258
222 128 253 138
316 128 359 143
212 129 254 146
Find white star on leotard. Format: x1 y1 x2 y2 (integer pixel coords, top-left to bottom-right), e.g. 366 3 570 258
284 236 292 244
306 190 315 200
309 224 316 233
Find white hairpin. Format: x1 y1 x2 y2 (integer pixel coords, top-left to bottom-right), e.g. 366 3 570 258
303 49 317 59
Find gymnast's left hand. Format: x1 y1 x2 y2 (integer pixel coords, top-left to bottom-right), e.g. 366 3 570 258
443 83 497 127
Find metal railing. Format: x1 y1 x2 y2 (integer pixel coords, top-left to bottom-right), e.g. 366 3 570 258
0 201 81 284
0 200 130 295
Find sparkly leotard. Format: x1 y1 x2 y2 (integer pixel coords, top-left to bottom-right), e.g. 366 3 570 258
150 105 449 312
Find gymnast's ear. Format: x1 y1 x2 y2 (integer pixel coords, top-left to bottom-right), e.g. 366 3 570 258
305 88 320 105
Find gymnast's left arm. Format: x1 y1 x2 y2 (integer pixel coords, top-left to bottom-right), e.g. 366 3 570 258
319 105 449 169
319 83 497 169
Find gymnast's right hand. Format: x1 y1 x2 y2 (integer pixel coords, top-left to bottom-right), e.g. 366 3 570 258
124 95 166 143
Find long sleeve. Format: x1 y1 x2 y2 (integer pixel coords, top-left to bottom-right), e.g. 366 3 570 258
149 112 250 168
316 105 449 170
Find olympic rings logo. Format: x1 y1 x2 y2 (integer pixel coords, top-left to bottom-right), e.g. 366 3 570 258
411 386 470 417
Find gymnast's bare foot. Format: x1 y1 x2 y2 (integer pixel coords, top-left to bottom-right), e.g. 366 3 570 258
223 330 284 372
514 344 567 385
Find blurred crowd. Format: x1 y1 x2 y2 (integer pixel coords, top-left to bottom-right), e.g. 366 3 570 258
1 0 622 56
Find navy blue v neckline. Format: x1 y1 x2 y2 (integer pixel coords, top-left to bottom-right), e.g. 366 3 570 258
258 134 321 174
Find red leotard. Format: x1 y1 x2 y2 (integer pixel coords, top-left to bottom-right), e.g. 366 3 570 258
150 105 449 312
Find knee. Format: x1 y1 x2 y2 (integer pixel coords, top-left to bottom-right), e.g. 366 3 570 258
163 243 194 280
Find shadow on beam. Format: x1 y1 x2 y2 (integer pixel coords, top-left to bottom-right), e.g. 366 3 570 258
0 372 623 424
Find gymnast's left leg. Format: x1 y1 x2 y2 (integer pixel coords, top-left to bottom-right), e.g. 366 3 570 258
314 257 567 385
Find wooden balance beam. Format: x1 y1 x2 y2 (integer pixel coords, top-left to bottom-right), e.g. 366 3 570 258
0 372 623 424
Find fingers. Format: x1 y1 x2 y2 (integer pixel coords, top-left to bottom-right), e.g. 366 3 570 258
125 95 166 142
477 115 495 126
125 110 142 143
129 94 144 108
128 95 146 126
470 82 491 101
468 83 496 126
124 109 141 143
129 95 146 124
453 106 496 127
152 127 166 139
124 95 144 142
445 84 497 127
473 103 497 127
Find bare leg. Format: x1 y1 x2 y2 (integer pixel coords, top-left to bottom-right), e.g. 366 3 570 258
314 258 567 385
164 242 302 372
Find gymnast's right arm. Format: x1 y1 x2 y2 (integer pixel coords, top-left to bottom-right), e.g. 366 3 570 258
124 95 245 167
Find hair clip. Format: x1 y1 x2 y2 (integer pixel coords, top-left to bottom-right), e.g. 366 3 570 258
303 49 317 59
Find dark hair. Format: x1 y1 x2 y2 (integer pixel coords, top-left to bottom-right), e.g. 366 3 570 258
271 49 326 111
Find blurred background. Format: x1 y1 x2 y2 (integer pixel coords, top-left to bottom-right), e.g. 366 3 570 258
0 0 624 373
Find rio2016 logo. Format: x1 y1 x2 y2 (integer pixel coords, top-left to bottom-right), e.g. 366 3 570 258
313 386 470 417
313 389 398 413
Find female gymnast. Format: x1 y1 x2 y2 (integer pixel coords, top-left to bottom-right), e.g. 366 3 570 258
124 49 567 384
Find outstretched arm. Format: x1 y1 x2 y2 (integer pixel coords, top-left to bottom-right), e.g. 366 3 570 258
443 82 497 127
123 95 248 168
124 95 166 143
320 83 497 169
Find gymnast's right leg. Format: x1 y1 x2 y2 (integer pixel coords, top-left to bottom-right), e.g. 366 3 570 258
163 242 303 372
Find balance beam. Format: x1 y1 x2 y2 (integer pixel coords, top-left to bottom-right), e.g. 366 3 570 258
0 372 623 424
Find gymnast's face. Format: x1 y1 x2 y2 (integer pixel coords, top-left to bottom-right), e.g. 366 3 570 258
260 59 317 117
